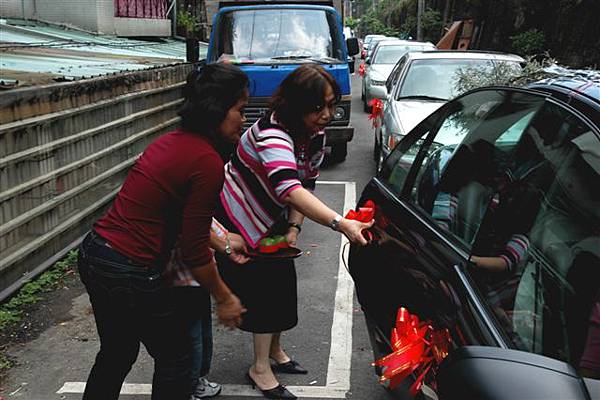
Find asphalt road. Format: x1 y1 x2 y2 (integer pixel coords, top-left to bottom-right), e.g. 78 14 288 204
2 73 395 400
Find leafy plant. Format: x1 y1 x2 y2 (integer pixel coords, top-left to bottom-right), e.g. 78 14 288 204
511 29 546 57
177 9 198 37
0 250 78 332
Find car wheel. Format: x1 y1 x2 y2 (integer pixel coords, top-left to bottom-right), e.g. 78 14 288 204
330 143 347 163
361 85 365 101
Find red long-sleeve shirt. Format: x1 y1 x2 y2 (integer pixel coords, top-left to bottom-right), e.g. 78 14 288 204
94 129 224 270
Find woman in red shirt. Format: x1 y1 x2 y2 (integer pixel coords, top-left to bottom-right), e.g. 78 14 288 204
77 63 248 400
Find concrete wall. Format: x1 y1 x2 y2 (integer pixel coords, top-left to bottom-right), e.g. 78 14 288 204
0 63 194 300
1 0 171 36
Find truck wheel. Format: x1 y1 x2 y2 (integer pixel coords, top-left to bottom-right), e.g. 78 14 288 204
330 143 348 163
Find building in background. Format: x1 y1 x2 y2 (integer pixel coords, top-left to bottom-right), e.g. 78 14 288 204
1 0 172 37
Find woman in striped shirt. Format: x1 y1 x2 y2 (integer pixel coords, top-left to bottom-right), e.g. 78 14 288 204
215 64 372 399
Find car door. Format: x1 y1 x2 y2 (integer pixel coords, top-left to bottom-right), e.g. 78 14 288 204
349 88 552 382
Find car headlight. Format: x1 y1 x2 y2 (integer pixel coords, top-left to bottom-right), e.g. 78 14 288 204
371 79 386 86
333 106 345 120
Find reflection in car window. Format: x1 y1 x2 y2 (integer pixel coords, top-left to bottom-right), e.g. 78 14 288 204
398 59 521 101
386 90 547 247
467 102 600 376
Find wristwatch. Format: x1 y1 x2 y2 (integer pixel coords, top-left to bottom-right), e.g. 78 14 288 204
329 214 343 231
224 235 232 255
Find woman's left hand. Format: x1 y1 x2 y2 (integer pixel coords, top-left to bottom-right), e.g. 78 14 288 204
228 233 250 264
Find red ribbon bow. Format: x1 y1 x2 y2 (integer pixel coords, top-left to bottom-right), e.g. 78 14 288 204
358 62 366 77
372 307 450 396
345 200 375 240
368 99 384 128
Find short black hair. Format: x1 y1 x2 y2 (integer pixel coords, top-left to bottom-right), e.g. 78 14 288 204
270 64 341 139
179 63 249 137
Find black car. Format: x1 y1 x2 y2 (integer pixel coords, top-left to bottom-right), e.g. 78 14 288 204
349 79 600 399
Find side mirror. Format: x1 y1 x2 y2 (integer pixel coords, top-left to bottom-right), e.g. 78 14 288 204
365 58 371 65
437 346 588 400
346 37 359 56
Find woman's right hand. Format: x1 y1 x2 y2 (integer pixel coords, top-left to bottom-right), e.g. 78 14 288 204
216 293 246 328
339 218 374 246
227 233 250 264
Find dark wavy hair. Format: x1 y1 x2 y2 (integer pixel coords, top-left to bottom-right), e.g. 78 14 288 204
178 63 249 137
270 64 341 139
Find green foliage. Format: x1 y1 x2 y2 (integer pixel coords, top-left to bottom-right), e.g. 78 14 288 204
177 9 198 36
359 12 400 37
0 250 78 332
345 17 359 30
511 29 546 56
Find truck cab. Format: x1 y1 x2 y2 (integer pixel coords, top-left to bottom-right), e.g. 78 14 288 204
206 3 359 162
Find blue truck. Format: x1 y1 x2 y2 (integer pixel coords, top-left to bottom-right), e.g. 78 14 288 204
205 1 359 162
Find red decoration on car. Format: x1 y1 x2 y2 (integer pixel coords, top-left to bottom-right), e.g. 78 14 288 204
368 99 384 128
358 62 366 77
372 307 451 396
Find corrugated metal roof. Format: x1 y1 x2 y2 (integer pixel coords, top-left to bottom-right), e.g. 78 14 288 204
0 18 208 88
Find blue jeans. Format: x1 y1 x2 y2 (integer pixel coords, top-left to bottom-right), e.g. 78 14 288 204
78 231 199 400
190 289 213 379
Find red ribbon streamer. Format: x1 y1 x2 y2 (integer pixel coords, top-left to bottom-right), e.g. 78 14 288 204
358 62 366 77
372 307 450 395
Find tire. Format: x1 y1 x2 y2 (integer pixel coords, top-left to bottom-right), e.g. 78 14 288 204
330 142 348 163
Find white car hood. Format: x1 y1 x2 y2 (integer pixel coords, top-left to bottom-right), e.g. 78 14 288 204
394 100 445 136
369 64 395 80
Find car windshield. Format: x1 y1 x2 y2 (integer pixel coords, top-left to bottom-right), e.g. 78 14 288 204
213 8 344 62
398 58 520 101
373 44 434 64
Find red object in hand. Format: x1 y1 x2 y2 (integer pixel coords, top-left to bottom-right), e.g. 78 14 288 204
345 200 375 240
372 307 451 395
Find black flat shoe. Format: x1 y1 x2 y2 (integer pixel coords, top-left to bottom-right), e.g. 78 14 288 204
272 359 308 375
246 372 297 399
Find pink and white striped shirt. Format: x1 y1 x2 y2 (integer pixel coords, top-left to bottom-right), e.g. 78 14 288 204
220 113 325 248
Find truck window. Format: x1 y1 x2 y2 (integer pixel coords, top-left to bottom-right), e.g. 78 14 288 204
213 8 344 62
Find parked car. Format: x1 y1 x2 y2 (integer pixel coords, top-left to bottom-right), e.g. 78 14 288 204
373 51 524 171
362 34 386 59
365 36 398 61
362 40 436 112
349 78 600 399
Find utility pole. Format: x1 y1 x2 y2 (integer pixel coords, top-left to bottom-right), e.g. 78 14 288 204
417 0 424 41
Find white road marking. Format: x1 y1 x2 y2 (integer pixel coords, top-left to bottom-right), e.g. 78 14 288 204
57 181 356 398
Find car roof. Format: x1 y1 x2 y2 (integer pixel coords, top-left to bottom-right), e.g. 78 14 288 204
404 50 524 63
528 77 600 127
374 40 436 48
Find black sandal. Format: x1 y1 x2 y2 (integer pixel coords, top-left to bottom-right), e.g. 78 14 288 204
246 372 297 399
272 359 308 375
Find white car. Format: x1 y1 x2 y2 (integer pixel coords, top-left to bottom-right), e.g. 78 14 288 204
362 40 436 112
373 50 524 171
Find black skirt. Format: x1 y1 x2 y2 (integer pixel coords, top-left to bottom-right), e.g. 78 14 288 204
214 211 298 333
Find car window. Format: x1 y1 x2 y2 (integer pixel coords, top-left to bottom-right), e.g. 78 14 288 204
384 89 546 247
386 55 407 94
466 101 600 374
397 58 521 102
